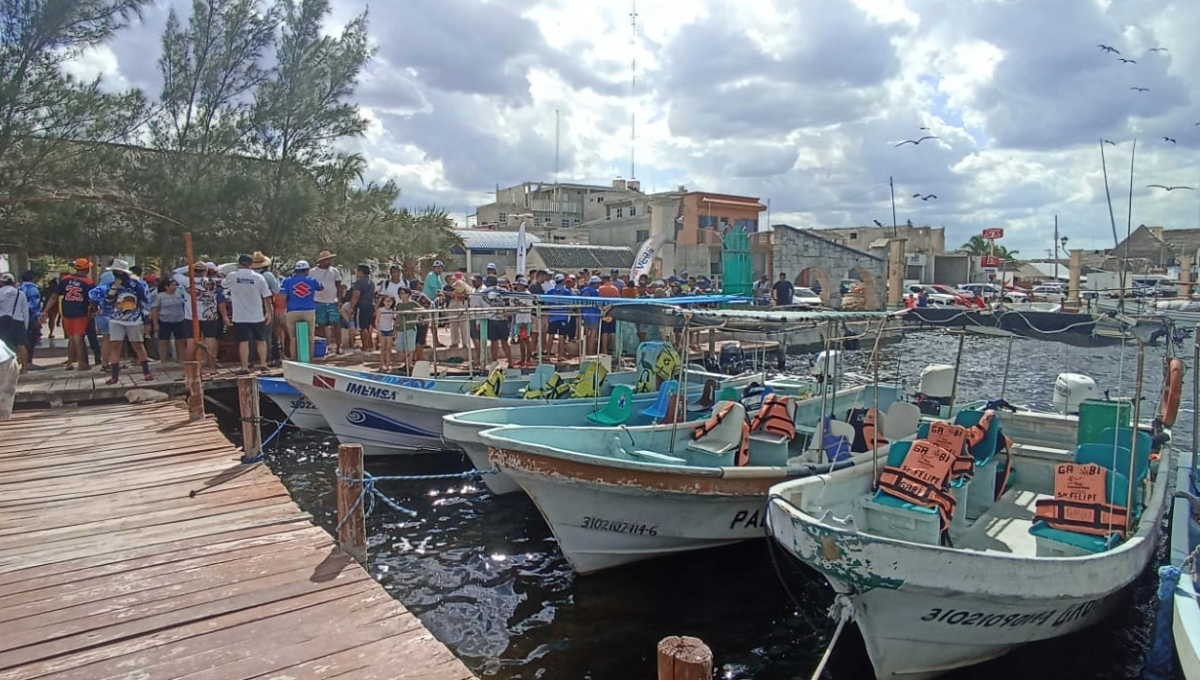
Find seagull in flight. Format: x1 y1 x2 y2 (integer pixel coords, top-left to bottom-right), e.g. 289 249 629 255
894 136 938 147
1102 139 1117 145
1148 46 1168 52
1130 87 1150 92
873 219 884 227
913 194 938 201
919 126 931 131
1098 44 1120 54
1118 58 1137 64
1148 184 1194 192
1164 137 1177 143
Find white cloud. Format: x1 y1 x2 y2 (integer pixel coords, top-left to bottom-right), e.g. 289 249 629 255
97 0 1200 255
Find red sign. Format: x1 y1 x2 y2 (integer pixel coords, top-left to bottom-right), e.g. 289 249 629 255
982 228 1004 240
313 375 336 390
980 256 1002 268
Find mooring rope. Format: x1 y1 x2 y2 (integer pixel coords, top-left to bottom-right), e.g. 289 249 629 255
810 593 855 680
334 467 499 526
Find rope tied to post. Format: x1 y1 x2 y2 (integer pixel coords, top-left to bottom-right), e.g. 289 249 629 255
334 467 501 529
809 593 855 680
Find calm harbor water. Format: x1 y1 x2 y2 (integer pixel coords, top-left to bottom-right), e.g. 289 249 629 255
214 331 1193 679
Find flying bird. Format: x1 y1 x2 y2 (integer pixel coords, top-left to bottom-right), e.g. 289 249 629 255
1102 139 1117 145
919 126 931 131
914 194 938 201
1164 137 1177 143
894 136 938 147
1098 44 1120 54
1130 87 1150 92
1147 184 1195 192
873 219 884 227
1148 47 1168 52
1118 58 1137 64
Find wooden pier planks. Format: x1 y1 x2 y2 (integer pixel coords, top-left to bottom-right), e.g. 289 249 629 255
0 402 475 680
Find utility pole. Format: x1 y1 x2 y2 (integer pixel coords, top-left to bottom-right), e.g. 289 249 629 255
889 176 898 238
1052 214 1059 282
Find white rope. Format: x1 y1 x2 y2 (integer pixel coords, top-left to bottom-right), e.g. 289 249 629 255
810 593 855 680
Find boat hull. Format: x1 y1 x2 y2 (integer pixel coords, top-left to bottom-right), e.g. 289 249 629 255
258 377 328 431
490 446 783 573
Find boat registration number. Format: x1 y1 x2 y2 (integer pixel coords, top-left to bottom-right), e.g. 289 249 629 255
581 516 658 536
345 383 397 401
920 597 1102 629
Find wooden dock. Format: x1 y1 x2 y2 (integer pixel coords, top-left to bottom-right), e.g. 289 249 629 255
0 402 475 680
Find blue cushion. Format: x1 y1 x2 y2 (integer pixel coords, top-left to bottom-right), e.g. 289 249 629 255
954 410 1001 466
1028 521 1120 553
872 490 938 515
1097 428 1152 482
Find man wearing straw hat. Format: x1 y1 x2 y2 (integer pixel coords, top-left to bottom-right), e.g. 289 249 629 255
41 257 94 371
310 250 343 355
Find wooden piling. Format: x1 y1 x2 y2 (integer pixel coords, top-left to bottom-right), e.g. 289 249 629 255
236 375 262 462
656 636 713 680
337 443 368 563
184 360 204 421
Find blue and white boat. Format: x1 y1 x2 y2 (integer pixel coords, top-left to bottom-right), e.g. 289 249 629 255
258 377 328 431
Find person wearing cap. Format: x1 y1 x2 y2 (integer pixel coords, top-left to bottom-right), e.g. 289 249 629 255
280 260 324 361
41 257 94 370
424 260 445 301
0 273 31 373
545 273 572 361
596 275 620 354
92 261 153 384
172 260 226 372
310 250 344 354
578 275 602 350
222 254 274 374
485 262 498 277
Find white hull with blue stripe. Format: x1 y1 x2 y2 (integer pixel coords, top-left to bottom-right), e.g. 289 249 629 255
258 377 329 431
766 411 1172 680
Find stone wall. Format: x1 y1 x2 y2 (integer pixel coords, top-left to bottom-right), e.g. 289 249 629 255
772 225 888 310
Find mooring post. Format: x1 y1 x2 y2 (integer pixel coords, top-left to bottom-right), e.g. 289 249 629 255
656 636 713 680
236 375 262 463
184 360 204 421
336 443 367 563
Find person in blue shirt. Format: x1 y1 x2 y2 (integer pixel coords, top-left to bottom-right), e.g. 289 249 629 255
579 275 601 351
545 274 572 361
281 260 324 360
91 267 152 384
19 271 41 362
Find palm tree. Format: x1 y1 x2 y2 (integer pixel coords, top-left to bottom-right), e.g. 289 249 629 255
960 235 1020 264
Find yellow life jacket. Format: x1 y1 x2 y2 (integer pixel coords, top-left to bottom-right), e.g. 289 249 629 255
569 361 609 399
653 346 681 381
635 367 656 394
524 372 570 400
470 368 505 397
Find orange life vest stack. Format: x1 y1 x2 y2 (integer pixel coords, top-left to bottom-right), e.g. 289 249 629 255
1033 463 1129 539
862 407 887 449
877 439 959 529
924 421 975 480
749 394 796 442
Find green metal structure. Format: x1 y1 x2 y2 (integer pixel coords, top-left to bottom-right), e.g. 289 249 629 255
721 228 752 295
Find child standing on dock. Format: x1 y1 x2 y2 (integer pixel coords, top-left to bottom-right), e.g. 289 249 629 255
375 294 397 372
395 287 419 371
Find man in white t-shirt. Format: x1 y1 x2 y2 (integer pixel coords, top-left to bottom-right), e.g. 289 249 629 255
222 254 274 373
310 250 344 354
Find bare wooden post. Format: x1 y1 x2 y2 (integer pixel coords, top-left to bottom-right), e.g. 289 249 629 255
656 636 713 680
184 360 204 421
337 443 367 563
236 375 262 462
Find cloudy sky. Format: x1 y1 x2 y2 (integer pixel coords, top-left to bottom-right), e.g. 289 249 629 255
73 0 1200 257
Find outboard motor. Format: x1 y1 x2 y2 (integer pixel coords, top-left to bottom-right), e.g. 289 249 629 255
914 363 955 416
1053 373 1100 415
719 343 745 375
813 350 843 385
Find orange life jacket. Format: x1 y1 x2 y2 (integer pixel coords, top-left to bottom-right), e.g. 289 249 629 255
878 439 958 529
1034 463 1129 538
925 421 975 479
965 410 995 450
861 407 888 449
693 402 736 441
750 394 796 441
736 421 750 466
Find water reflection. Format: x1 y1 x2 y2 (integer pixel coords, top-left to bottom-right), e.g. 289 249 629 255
230 331 1188 680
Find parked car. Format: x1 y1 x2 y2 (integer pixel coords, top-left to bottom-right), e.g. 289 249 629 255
794 287 823 306
905 284 958 307
929 284 975 306
1031 284 1066 303
959 283 1001 301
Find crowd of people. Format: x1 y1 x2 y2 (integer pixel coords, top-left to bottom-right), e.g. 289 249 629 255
0 253 722 378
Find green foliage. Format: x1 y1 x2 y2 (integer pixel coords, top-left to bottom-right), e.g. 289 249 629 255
960 234 1020 263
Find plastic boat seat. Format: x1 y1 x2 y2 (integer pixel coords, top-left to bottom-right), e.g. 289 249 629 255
953 410 1002 519
640 380 680 421
717 386 739 403
587 385 635 426
882 402 921 440
685 401 746 463
410 360 432 378
687 379 719 413
1097 427 1153 482
1029 469 1130 557
861 440 966 544
629 449 688 465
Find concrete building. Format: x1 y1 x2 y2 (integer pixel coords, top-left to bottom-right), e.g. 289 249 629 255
772 225 887 310
474 179 645 242
1106 225 1200 270
817 224 946 282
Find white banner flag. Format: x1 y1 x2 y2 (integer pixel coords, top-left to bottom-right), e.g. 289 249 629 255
516 221 528 276
631 234 666 280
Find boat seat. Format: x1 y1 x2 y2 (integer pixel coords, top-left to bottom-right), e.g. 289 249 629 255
629 449 688 465
953 410 1002 519
410 360 432 378
863 440 967 543
587 385 635 426
1029 467 1130 557
1096 427 1153 481
717 386 739 403
640 380 681 421
687 379 719 413
815 417 856 463
686 400 747 465
882 402 921 440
